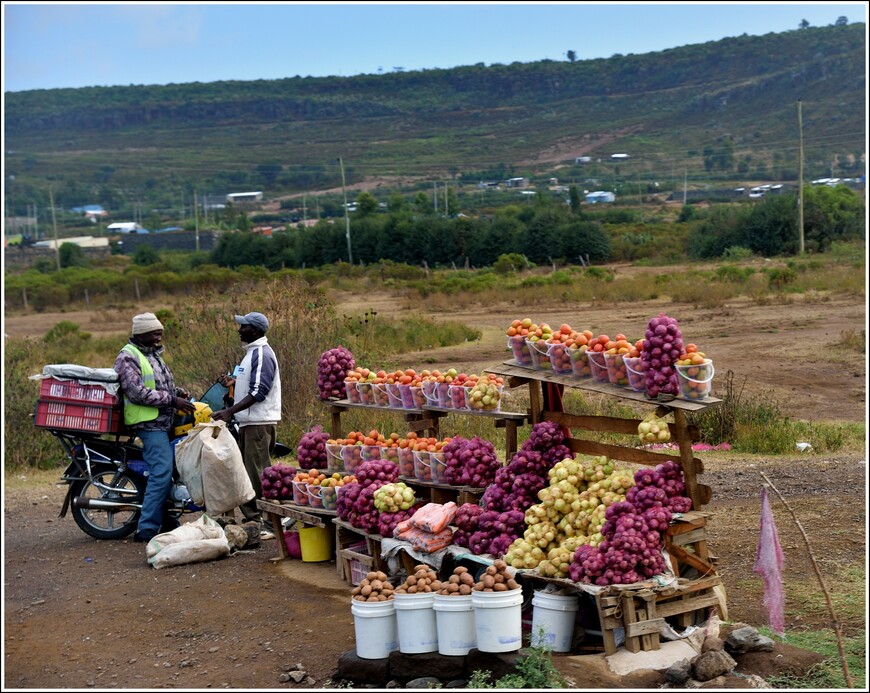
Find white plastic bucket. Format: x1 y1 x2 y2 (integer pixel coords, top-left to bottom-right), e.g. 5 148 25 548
394 592 438 653
472 588 524 653
530 591 579 653
677 360 715 400
351 598 399 660
433 593 477 655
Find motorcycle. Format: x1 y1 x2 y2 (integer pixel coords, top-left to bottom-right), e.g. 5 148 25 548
46 381 291 540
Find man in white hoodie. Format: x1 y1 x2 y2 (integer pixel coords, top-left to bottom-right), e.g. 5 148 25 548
213 312 281 536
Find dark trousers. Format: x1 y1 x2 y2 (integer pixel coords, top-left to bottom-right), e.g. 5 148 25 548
237 424 276 526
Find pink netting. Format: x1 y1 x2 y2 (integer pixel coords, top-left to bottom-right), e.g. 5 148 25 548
753 486 785 636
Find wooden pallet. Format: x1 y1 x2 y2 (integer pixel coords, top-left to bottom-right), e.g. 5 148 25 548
595 574 723 655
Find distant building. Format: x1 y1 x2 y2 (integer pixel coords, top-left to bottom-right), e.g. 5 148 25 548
610 153 630 160
505 177 529 188
575 156 592 164
226 191 263 204
107 222 148 234
585 191 615 204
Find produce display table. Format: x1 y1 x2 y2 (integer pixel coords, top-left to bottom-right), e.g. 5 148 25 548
397 476 485 506
256 499 336 562
320 398 445 438
519 511 721 655
486 362 723 510
418 405 528 459
332 518 395 580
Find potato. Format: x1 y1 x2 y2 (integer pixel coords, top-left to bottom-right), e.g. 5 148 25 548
482 575 495 589
376 571 388 581
360 584 372 596
406 575 417 586
493 582 507 591
507 578 519 590
458 584 471 595
370 580 383 591
455 566 468 574
366 571 379 581
460 572 474 586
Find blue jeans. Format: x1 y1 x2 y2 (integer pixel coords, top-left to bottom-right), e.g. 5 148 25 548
137 429 174 537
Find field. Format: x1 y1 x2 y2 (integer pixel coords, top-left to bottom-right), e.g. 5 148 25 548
2 274 866 689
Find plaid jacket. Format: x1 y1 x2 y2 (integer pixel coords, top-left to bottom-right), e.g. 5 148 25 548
114 342 178 431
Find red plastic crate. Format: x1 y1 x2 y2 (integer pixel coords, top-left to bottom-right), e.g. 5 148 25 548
39 377 120 406
35 399 122 433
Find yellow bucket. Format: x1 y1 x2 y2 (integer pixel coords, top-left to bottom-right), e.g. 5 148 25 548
298 525 334 562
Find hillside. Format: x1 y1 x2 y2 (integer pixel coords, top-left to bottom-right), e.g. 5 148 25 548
3 24 866 212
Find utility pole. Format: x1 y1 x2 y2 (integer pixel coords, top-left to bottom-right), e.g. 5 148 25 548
194 189 200 252
338 157 353 264
798 100 805 254
433 181 438 213
683 171 688 206
49 187 60 270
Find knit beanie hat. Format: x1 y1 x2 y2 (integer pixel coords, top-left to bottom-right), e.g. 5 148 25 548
131 312 164 335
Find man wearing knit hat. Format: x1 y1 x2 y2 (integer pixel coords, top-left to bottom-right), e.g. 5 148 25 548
213 312 281 538
115 312 195 543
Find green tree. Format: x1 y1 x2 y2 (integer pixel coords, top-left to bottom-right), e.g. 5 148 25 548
356 191 379 217
133 244 160 266
59 242 88 268
803 184 865 251
569 185 583 215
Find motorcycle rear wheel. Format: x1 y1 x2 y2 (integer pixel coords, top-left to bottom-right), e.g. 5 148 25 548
69 465 145 540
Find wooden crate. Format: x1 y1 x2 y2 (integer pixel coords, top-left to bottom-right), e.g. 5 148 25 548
595 574 724 655
339 542 374 586
664 510 718 578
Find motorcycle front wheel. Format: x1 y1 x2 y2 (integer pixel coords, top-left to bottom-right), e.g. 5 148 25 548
69 465 145 540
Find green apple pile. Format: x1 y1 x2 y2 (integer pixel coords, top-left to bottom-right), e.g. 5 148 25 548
502 455 636 577
373 482 417 513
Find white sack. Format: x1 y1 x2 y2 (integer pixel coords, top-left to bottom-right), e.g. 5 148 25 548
174 428 207 508
145 514 225 559
199 421 255 514
148 538 231 570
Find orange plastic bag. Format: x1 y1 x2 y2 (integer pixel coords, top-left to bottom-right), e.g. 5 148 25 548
393 524 453 553
409 502 457 534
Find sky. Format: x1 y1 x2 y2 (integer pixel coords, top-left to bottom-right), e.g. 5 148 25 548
3 1 866 93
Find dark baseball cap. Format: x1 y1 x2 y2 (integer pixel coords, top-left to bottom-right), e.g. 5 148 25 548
234 312 269 332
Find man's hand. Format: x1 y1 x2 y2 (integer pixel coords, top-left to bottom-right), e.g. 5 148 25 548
176 387 191 400
175 397 195 414
217 374 236 388
212 408 232 423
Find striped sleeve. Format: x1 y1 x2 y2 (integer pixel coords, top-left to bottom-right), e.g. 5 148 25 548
246 345 276 402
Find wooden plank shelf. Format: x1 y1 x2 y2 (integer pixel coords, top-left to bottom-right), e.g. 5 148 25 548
485 361 718 511
487 361 722 412
398 476 485 505
320 398 445 438
257 499 337 563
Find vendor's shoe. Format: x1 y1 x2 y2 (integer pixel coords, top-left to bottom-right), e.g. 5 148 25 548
133 531 155 543
260 529 276 540
160 516 180 533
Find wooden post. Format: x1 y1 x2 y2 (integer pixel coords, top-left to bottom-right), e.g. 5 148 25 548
672 408 702 510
